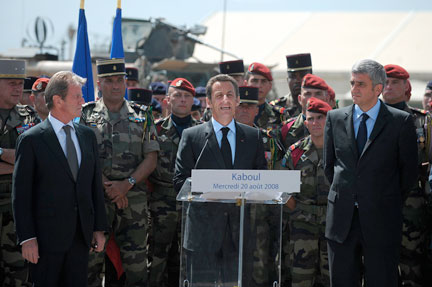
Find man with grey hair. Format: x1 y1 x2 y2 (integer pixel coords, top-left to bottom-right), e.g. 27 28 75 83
324 59 418 285
12 71 107 286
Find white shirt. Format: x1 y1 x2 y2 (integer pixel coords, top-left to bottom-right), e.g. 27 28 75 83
48 113 82 166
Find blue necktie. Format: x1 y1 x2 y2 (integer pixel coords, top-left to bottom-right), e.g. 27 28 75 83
356 113 369 155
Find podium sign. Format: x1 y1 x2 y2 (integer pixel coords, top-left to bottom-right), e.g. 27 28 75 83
177 170 300 287
192 169 300 194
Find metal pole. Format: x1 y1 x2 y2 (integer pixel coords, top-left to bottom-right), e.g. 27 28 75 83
220 0 227 62
237 193 245 287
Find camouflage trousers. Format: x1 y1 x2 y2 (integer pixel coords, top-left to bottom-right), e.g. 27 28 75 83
88 192 149 287
250 204 281 287
400 189 427 287
281 205 292 287
288 203 329 287
148 185 181 287
0 208 29 287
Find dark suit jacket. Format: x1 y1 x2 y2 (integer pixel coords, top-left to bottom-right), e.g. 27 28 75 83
173 120 267 252
12 119 107 253
324 101 418 246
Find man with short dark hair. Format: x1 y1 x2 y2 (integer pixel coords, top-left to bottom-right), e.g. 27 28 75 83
280 74 331 149
324 59 418 286
270 53 312 119
282 97 332 287
148 78 200 287
83 59 159 286
13 71 107 286
174 74 267 284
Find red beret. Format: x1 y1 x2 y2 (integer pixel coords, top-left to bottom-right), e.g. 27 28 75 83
302 74 328 91
384 64 409 80
32 78 50 93
169 78 195 96
248 62 273 81
327 85 335 101
306 97 332 115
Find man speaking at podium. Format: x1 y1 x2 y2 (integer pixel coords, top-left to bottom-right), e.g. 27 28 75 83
174 74 267 285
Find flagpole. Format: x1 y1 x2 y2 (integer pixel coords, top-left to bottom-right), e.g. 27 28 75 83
80 0 84 9
117 0 121 9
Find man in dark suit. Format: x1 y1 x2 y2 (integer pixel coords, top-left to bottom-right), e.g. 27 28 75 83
323 59 418 286
12 71 107 286
174 74 267 285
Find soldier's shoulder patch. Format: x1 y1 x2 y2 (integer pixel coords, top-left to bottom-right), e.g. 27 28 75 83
128 116 146 123
410 106 428 115
290 144 304 168
16 123 36 135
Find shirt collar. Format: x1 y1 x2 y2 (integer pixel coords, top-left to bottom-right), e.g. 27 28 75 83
48 113 74 134
354 99 381 122
211 117 236 134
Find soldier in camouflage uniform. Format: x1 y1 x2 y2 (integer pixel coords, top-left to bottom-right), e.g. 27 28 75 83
82 59 159 287
234 86 284 286
148 78 201 287
279 74 331 150
0 59 40 286
270 53 313 121
382 64 432 287
246 62 281 129
275 74 331 287
281 97 332 287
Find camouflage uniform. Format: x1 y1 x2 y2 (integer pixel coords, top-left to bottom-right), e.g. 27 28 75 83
269 93 302 121
281 136 330 287
0 105 39 287
81 99 160 287
255 102 281 129
397 102 432 287
148 115 200 287
251 126 286 286
280 113 308 151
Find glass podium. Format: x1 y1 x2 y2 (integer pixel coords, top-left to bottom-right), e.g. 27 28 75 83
176 177 293 287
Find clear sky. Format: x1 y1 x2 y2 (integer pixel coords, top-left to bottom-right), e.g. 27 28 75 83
1 0 431 57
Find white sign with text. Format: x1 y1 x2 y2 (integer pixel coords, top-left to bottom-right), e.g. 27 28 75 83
191 169 301 198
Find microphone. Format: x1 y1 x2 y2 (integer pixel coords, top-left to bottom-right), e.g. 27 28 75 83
194 138 209 169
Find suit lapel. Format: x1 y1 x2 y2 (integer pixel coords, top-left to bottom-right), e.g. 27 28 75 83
41 120 75 181
204 121 226 169
233 122 246 169
361 102 388 157
344 105 359 159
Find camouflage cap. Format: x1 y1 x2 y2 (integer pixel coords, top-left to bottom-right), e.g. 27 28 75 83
0 59 26 79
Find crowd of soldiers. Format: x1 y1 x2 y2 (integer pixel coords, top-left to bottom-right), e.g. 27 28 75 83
0 52 432 287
